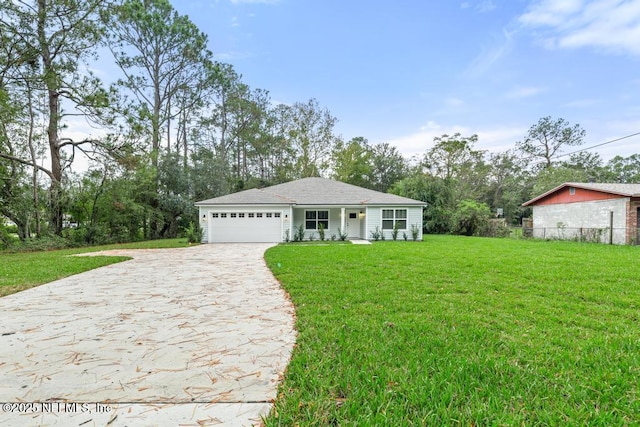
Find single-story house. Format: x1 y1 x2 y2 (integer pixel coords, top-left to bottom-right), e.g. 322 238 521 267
195 177 426 243
522 182 640 244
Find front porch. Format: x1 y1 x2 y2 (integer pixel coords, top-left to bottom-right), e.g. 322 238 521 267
290 207 366 240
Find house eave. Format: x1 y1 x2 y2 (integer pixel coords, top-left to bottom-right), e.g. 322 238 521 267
522 182 637 207
197 201 427 207
195 202 292 207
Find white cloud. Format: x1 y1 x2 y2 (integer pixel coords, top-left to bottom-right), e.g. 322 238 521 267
563 98 600 108
477 1 497 13
445 97 465 107
213 51 252 61
519 0 584 26
581 118 640 161
460 1 496 13
475 126 529 152
505 86 543 99
519 0 640 56
387 121 527 158
465 29 514 77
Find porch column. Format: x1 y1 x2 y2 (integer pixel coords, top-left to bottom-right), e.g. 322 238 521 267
341 207 345 234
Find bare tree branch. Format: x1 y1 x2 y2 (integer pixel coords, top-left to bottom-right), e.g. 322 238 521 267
0 151 54 181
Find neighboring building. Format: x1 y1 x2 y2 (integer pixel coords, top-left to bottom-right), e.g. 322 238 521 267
195 177 426 243
1 216 16 228
522 182 640 244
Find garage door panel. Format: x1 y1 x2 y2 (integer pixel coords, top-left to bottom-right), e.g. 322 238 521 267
209 212 282 243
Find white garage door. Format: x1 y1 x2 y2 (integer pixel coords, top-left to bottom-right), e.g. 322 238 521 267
209 211 282 243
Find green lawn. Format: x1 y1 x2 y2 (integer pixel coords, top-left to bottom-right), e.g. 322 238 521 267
264 236 640 426
0 238 192 297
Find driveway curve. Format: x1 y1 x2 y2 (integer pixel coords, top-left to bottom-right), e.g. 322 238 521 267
0 243 296 426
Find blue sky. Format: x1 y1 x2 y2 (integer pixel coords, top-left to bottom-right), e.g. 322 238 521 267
174 0 640 162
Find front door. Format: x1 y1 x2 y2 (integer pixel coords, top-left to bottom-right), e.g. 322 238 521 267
346 210 361 238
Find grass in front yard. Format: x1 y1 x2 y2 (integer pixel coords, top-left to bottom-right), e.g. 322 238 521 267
0 238 191 297
264 236 640 425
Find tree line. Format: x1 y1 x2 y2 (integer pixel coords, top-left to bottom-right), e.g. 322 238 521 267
1 0 639 247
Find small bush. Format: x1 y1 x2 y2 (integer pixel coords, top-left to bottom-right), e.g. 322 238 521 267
337 227 348 241
183 221 202 244
318 223 326 241
370 226 382 241
403 231 408 241
410 224 420 241
391 221 400 241
284 229 290 243
294 225 305 242
308 232 315 241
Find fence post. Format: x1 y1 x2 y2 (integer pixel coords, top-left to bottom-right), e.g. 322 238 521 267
609 211 614 245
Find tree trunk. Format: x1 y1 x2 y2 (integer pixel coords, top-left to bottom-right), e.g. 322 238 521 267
149 66 162 239
38 0 63 236
26 80 41 237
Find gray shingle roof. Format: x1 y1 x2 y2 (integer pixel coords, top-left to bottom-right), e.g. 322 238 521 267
523 182 640 206
195 177 425 206
565 182 640 196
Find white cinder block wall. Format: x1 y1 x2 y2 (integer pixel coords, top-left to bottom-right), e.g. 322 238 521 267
532 198 629 244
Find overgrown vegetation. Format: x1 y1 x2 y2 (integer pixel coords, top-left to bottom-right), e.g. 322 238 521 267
450 199 492 236
264 236 640 425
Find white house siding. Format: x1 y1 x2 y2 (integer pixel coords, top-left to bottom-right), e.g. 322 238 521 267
291 207 343 240
201 225 208 243
366 206 423 240
532 198 629 244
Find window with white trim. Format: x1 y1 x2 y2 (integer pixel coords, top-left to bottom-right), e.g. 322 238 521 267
382 209 407 230
305 210 329 230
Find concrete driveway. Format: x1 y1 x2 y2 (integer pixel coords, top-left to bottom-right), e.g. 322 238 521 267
0 243 296 426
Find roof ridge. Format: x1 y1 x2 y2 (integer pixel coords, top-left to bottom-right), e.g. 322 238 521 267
263 188 297 203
